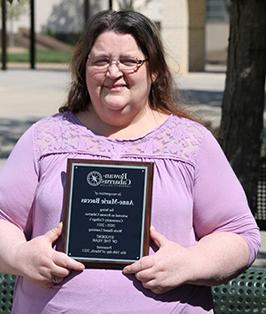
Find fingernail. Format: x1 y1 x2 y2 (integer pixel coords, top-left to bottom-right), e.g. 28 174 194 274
79 263 85 270
122 267 129 274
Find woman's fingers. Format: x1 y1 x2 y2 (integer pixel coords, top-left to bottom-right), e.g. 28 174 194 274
50 275 64 286
149 226 168 248
123 227 192 294
30 254 84 288
123 255 154 274
52 251 85 272
134 267 156 283
15 224 85 288
40 250 85 287
44 223 63 244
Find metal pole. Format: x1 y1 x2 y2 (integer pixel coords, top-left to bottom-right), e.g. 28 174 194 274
109 0 112 10
30 0 36 69
84 0 90 28
1 0 7 70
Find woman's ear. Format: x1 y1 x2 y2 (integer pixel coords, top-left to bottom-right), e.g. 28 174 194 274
151 72 158 82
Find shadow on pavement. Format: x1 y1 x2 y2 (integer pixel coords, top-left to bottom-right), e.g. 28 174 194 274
181 90 223 107
0 118 37 159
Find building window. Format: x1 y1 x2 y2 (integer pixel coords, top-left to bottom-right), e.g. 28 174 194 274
206 0 229 22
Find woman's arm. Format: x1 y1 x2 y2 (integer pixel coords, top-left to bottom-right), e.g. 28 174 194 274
0 220 27 275
124 127 260 294
186 231 250 285
0 125 84 287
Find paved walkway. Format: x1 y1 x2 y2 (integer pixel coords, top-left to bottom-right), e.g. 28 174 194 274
0 67 223 166
0 67 265 266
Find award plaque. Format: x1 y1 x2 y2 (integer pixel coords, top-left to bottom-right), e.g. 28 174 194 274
62 159 154 268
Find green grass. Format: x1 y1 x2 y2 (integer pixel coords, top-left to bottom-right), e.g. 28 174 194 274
0 50 72 63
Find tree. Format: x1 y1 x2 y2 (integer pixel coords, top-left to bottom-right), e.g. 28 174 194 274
45 0 102 35
218 0 266 213
117 0 134 9
117 0 152 10
0 0 28 35
6 0 28 46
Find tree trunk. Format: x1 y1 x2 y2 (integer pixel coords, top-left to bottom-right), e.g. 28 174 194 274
219 0 266 213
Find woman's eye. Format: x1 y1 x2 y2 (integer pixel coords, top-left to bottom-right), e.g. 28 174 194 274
93 59 109 66
120 59 137 66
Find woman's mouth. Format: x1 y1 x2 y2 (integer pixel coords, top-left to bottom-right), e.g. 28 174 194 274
104 84 127 92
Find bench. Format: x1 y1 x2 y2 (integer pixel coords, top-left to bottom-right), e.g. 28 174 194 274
256 157 266 231
1 267 266 314
212 267 266 313
0 273 15 314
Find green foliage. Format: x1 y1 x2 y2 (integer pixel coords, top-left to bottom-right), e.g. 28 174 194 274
0 50 72 63
7 0 20 4
0 0 28 19
36 50 72 63
7 0 28 20
117 0 152 11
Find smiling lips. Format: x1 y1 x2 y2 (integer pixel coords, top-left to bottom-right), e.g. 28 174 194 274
104 83 127 91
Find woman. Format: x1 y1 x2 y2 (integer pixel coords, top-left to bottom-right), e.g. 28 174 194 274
0 10 260 313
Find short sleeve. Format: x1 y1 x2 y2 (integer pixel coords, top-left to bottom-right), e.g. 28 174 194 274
0 125 39 238
193 128 260 265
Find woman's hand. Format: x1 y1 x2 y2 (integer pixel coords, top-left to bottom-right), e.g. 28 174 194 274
123 226 193 294
123 226 250 294
14 223 85 288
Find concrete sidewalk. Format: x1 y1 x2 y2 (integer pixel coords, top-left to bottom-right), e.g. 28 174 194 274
0 68 223 166
0 68 265 265
0 69 70 166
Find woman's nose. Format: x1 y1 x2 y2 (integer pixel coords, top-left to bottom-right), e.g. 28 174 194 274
106 63 123 78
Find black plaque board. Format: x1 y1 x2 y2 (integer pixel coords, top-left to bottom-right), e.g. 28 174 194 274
62 159 153 268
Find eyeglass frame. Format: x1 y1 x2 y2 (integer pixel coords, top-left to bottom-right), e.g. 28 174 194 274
86 56 149 74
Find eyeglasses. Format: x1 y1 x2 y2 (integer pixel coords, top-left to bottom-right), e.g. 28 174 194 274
87 56 148 74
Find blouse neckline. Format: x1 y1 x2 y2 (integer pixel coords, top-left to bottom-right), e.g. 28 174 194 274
68 111 174 144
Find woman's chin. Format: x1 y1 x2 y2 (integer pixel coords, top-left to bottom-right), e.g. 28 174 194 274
104 101 128 112
102 95 129 111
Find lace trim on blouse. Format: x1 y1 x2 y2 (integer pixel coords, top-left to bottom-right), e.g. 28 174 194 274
33 112 205 166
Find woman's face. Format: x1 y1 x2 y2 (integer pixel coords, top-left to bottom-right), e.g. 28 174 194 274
85 31 152 129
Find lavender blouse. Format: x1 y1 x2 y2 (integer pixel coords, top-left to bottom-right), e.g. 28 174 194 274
0 112 260 314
